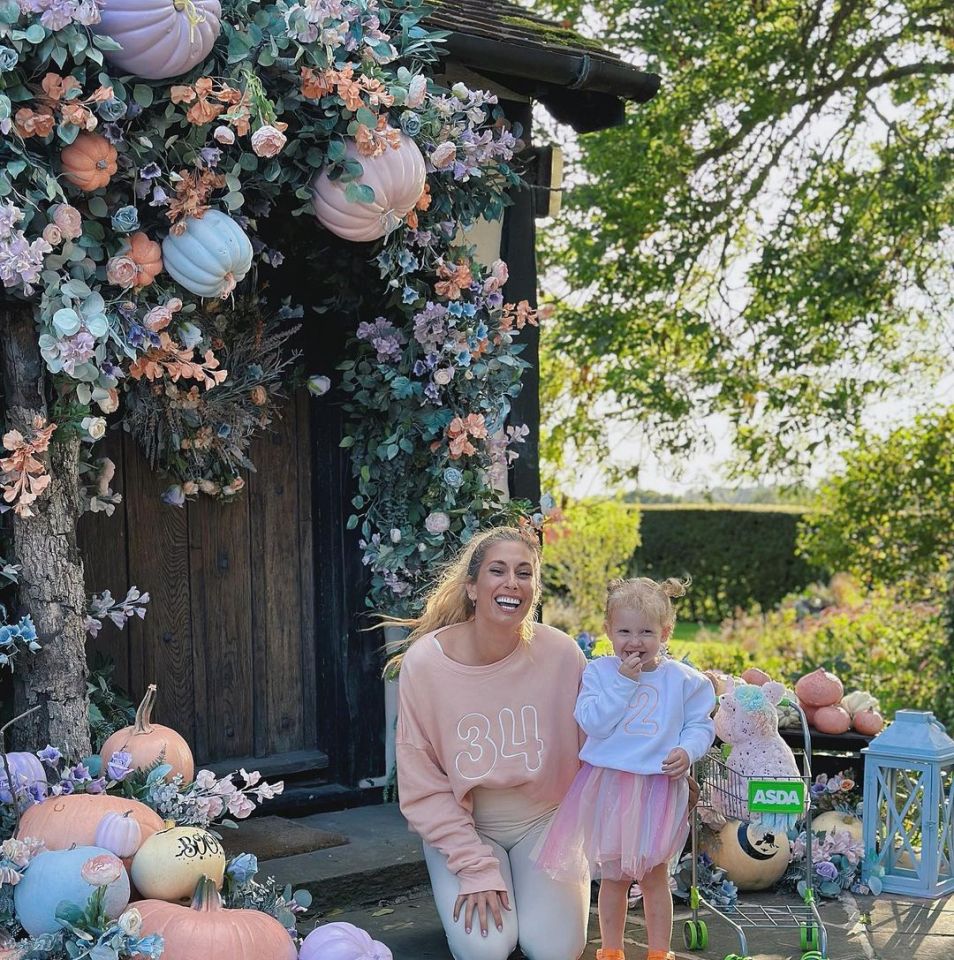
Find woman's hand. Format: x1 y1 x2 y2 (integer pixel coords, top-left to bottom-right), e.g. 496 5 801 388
661 746 691 778
453 889 511 937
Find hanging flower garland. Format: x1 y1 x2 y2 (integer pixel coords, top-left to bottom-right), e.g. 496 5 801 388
0 0 539 630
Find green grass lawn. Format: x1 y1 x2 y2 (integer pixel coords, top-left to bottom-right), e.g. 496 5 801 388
671 621 720 643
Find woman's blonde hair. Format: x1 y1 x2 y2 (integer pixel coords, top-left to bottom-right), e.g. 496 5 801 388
605 576 690 631
382 525 542 672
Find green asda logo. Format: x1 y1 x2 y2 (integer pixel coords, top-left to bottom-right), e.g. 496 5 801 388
748 779 805 814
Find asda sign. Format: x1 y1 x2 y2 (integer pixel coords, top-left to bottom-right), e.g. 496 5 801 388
747 779 806 814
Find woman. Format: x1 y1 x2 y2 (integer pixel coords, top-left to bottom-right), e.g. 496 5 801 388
391 526 590 960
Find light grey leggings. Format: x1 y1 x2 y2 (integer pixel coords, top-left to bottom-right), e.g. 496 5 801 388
423 795 590 960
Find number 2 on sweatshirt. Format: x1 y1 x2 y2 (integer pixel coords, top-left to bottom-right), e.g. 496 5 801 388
455 705 545 780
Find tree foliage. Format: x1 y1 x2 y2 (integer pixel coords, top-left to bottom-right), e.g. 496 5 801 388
798 406 954 591
539 0 953 478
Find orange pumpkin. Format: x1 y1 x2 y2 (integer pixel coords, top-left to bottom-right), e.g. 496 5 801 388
138 877 298 960
101 684 194 783
16 794 163 855
61 132 118 191
125 232 163 288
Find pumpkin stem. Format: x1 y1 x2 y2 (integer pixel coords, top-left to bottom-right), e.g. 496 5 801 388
134 684 158 734
190 876 223 912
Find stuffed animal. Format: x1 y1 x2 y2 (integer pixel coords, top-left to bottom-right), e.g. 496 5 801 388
712 679 803 832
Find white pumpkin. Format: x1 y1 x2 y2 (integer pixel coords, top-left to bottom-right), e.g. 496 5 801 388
697 820 791 891
131 824 226 902
311 133 426 242
93 0 222 81
812 810 863 841
162 210 253 298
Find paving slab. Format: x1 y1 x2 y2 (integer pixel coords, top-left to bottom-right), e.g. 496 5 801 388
312 889 954 960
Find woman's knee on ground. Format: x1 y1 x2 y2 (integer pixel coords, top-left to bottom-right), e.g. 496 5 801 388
518 924 587 960
445 923 519 960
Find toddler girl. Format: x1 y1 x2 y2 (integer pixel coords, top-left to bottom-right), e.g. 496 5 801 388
534 577 716 960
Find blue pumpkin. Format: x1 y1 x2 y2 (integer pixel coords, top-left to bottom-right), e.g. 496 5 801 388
14 845 130 936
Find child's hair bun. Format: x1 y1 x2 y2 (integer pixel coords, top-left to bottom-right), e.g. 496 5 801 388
660 576 691 599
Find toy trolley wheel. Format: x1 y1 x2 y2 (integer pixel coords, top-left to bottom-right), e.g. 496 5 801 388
684 920 708 950
723 954 752 960
800 924 820 951
801 952 826 960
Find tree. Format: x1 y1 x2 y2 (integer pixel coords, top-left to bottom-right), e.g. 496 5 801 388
539 0 953 479
0 0 533 751
797 407 954 592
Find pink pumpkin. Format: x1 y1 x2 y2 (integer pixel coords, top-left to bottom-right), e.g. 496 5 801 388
93 0 221 81
795 668 844 707
311 133 426 242
741 668 772 686
852 709 885 736
813 704 851 735
300 922 393 960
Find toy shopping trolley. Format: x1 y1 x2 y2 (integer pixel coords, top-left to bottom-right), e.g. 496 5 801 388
683 699 829 960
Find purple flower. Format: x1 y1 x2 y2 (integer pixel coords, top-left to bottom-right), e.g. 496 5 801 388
140 162 162 180
149 186 170 208
815 861 839 881
37 745 62 766
199 147 222 169
810 783 828 797
86 777 106 794
105 750 133 782
69 762 92 783
162 485 186 507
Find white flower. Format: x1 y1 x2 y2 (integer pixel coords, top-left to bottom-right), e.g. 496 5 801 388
307 374 331 396
117 908 142 937
213 125 236 145
406 75 427 109
81 416 107 441
390 528 402 543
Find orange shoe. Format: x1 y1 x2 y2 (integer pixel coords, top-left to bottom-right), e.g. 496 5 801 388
646 952 676 960
596 951 626 960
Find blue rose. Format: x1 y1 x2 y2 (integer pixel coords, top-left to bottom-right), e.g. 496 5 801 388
399 110 421 137
111 205 140 234
226 853 259 884
443 467 464 489
0 46 18 73
97 98 127 122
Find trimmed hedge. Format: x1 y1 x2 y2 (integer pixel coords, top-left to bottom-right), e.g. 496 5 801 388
633 504 823 621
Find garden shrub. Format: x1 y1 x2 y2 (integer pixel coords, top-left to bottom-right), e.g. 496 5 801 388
542 499 640 633
716 586 948 728
634 505 823 621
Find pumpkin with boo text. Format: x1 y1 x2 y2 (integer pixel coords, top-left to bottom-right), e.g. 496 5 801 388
93 0 222 81
132 824 226 902
311 133 426 242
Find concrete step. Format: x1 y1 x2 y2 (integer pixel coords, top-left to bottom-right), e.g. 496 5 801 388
259 802 429 912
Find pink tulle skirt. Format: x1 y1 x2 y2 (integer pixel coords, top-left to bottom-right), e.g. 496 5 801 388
532 763 690 883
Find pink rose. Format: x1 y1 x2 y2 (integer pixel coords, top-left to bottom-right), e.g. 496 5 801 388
97 388 120 414
183 481 199 496
42 224 63 246
213 125 235 145
198 479 220 496
482 258 509 294
51 203 83 240
106 255 139 289
424 511 450 535
80 853 123 887
407 75 427 109
250 125 287 158
430 141 457 170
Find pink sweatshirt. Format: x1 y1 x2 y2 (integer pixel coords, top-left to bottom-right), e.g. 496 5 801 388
396 624 586 894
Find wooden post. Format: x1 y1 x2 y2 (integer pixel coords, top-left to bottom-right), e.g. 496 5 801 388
1 301 91 756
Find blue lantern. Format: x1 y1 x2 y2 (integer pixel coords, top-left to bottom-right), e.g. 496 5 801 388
862 710 954 898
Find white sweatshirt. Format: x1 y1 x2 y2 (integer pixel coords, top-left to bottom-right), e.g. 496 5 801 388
576 656 716 774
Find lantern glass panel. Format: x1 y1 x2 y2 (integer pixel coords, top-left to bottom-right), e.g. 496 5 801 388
873 764 927 878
